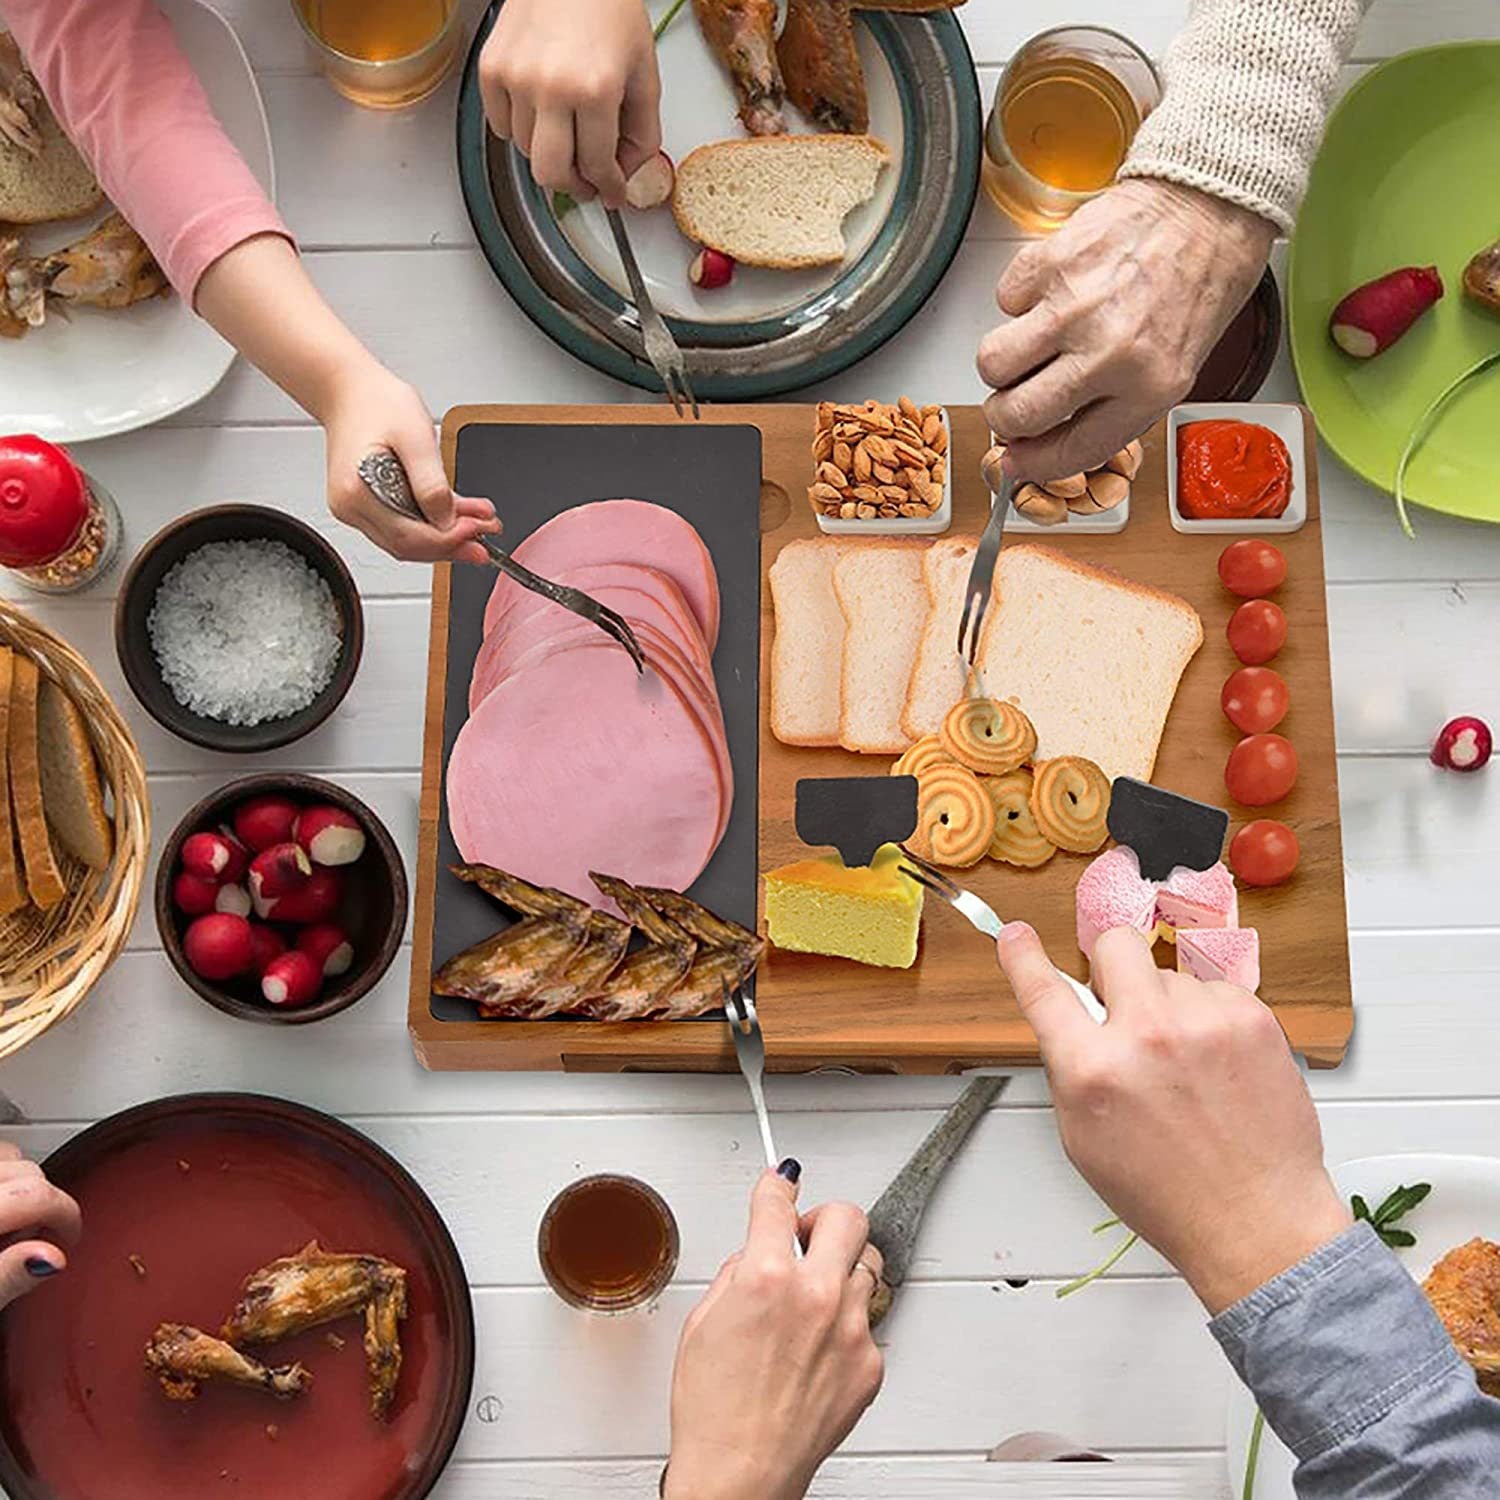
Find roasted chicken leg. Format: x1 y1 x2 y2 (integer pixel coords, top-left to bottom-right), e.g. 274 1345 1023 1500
777 0 868 133
5 212 168 330
694 0 786 135
1423 1237 1500 1396
145 1323 312 1403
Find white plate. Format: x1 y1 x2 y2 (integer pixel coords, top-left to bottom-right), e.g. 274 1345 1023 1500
0 0 273 443
1225 1153 1500 1499
1167 403 1307 536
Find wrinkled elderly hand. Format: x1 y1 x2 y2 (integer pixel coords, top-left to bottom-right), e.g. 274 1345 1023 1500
0 1143 81 1310
664 1167 885 1500
479 0 662 210
978 179 1276 481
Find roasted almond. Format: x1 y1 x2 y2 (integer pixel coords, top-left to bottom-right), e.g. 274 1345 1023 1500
898 395 920 421
833 440 853 471
931 457 946 484
878 503 899 517
1104 439 1144 479
873 463 896 486
851 484 881 505
810 482 842 504
813 430 834 463
856 503 878 519
877 484 907 503
899 502 926 518
1041 473 1088 499
1013 483 1068 525
817 461 848 488
839 500 858 518
1085 470 1130 510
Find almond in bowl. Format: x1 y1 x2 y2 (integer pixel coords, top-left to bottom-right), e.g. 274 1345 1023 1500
810 398 952 536
982 438 1140 535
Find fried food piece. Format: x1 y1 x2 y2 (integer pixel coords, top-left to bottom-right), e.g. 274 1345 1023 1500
633 886 759 951
145 1323 311 1403
522 909 632 1018
1463 240 1500 315
777 0 868 133
362 1267 408 1420
660 938 766 1020
0 31 41 157
449 862 590 920
223 1241 405 1347
1423 1237 1500 1396
432 913 589 1008
693 0 786 134
590 872 695 947
586 939 697 1021
0 233 26 339
5 212 168 329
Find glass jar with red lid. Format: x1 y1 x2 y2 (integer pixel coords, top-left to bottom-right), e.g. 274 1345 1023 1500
0 434 121 593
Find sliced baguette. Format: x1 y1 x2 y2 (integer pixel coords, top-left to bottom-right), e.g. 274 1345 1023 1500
8 654 65 909
769 537 848 747
0 35 101 225
0 648 23 918
672 134 891 270
975 544 1202 783
37 676 110 869
832 541 926 754
900 533 980 741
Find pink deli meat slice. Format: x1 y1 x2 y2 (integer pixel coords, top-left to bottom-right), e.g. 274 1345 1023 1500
447 643 725 905
482 501 720 649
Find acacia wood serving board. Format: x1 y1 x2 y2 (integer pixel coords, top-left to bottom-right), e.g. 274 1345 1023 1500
411 404 1352 1073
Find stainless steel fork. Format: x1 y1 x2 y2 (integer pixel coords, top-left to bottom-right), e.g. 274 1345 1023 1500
605 209 699 419
957 466 1014 664
898 850 1107 1025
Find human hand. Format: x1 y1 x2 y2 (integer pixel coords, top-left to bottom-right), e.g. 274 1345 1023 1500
479 0 662 209
996 923 1350 1316
0 1143 81 1309
978 180 1276 481
321 359 497 566
664 1167 886 1500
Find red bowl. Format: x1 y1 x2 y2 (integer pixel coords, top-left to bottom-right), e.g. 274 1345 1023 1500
0 1094 473 1500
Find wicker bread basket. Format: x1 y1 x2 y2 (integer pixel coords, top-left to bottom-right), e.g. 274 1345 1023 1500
0 598 149 1058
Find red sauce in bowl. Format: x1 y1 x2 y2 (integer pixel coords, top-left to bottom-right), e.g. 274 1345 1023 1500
1176 420 1292 520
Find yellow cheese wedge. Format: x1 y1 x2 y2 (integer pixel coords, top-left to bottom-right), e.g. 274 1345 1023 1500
763 843 922 969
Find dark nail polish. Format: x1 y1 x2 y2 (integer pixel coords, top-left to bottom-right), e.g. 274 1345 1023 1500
776 1157 801 1184
25 1258 56 1279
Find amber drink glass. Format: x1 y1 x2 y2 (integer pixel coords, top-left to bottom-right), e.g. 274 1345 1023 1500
538 1174 681 1314
293 0 463 109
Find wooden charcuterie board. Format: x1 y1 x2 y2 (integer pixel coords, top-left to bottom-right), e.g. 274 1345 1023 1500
411 404 1352 1073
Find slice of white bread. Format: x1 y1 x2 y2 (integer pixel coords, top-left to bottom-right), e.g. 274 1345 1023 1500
832 541 926 754
769 537 847 746
672 134 891 270
7 653 65 909
0 36 102 224
37 676 111 869
901 533 979 741
975 544 1203 783
0 648 23 918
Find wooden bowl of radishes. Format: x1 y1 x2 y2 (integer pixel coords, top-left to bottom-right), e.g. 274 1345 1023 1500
154 773 407 1025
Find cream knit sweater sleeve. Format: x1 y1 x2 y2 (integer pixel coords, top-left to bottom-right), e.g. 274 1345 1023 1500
1118 0 1371 233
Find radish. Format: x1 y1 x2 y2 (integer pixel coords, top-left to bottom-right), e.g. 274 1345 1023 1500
261 950 323 1008
297 922 354 978
1431 715 1492 772
233 795 300 853
181 831 234 882
214 883 252 918
247 922 288 976
1329 266 1443 358
248 843 312 915
173 870 220 916
294 805 366 867
183 913 253 982
259 867 342 925
689 247 734 290
625 152 675 210
216 826 250 884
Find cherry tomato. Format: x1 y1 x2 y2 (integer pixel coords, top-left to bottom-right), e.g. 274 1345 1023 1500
1221 666 1290 734
1227 599 1287 665
1218 539 1287 598
1229 820 1300 886
1225 733 1298 806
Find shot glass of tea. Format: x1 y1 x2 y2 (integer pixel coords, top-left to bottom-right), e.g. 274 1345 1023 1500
292 0 465 109
538 1174 681 1314
983 26 1161 233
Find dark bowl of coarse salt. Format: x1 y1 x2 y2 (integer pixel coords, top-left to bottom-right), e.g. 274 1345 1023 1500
115 504 364 753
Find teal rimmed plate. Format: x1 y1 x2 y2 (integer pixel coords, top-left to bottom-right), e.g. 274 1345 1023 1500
457 0 981 398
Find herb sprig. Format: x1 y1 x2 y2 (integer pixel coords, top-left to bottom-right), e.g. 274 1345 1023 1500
1351 1182 1431 1249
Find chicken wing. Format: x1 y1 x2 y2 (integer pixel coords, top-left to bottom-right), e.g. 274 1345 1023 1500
777 0 868 133
1423 1237 1500 1396
0 235 26 339
659 938 766 1020
520 910 632 1018
5 213 168 329
693 0 786 135
362 1268 408 1420
223 1241 405 1346
432 912 590 1008
145 1323 311 1403
450 862 591 920
0 31 41 157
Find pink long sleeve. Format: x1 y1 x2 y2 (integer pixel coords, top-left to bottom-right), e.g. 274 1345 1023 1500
1 0 293 304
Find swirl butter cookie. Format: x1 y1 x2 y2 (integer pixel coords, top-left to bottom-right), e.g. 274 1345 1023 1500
981 769 1058 869
908 763 995 868
939 697 1037 776
1029 756 1112 854
892 734 951 779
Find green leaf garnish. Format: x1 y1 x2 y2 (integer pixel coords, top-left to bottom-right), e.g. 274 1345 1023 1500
1351 1182 1432 1249
1394 352 1500 538
653 0 691 41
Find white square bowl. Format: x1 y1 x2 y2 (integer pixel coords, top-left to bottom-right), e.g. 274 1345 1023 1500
1166 403 1307 535
988 432 1130 534
814 407 952 536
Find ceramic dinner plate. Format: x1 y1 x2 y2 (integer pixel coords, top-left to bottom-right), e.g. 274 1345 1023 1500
0 0 271 443
458 0 981 398
1224 1153 1500 1498
0 1094 474 1500
1289 43 1500 525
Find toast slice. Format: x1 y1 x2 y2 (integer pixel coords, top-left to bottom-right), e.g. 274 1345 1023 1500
0 34 102 224
8 654 65 909
672 134 891 269
900 533 979 741
0 648 23 918
975 544 1203 782
832 541 926 754
769 537 847 747
37 676 110 869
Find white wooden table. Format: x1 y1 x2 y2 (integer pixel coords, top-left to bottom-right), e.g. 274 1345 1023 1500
5 4 1500 1495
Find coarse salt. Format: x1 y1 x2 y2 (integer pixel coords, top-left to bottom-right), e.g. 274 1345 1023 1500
148 539 343 726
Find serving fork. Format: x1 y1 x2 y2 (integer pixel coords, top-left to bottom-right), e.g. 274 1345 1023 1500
898 850 1107 1025
357 448 645 672
604 209 699 420
957 465 1013 664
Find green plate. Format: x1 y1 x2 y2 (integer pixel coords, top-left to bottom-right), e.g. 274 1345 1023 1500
1289 43 1500 524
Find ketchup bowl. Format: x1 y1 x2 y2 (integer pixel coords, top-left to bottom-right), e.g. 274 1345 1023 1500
1166 402 1310 536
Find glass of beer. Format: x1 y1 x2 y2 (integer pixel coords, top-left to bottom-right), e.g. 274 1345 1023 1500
983 26 1161 233
292 0 464 109
537 1174 681 1314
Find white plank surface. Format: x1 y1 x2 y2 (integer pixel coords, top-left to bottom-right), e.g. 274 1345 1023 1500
7 1 1500 1496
